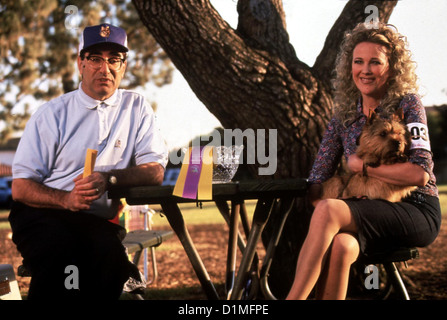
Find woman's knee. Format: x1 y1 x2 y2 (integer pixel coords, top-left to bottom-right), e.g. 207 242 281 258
312 199 355 232
331 233 360 264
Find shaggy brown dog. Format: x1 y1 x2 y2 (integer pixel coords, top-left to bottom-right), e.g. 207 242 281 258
321 109 416 202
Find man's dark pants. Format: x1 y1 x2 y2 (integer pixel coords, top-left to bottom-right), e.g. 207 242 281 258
9 202 136 299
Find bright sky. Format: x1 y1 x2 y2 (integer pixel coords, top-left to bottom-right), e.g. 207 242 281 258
148 0 447 151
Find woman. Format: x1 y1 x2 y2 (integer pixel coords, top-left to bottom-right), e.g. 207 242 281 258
286 23 441 300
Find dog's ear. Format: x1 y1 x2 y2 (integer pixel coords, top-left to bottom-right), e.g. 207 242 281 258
392 107 404 121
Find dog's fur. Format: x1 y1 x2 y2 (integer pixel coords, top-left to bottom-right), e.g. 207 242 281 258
321 108 417 202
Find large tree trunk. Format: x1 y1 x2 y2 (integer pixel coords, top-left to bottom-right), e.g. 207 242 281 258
133 0 397 298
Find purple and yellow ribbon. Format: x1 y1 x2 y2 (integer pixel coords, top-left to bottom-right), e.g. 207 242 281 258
173 146 213 200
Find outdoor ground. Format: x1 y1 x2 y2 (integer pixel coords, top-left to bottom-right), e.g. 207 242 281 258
139 221 447 300
1 209 446 300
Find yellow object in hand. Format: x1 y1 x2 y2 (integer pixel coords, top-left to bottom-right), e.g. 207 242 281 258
83 149 98 178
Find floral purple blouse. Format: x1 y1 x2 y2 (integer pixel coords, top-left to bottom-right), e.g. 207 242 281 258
308 94 438 197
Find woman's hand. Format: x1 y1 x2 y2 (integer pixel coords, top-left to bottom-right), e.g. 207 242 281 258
347 154 428 187
347 154 364 174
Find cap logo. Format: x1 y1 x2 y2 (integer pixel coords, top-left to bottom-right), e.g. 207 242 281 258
99 25 110 38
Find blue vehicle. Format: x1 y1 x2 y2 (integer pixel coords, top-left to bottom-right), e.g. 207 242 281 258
0 177 12 208
162 168 180 186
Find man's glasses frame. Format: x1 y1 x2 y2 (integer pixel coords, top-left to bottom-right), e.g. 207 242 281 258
85 55 126 71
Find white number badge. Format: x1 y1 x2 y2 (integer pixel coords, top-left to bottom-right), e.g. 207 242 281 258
407 122 431 151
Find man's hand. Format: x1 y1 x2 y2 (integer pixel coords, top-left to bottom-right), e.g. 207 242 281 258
71 171 107 204
63 187 93 212
12 177 97 211
12 173 109 212
12 163 164 212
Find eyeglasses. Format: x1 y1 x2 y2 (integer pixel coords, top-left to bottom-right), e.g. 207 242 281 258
85 55 126 71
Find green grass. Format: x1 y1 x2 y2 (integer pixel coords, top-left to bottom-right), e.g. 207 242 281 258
150 200 257 227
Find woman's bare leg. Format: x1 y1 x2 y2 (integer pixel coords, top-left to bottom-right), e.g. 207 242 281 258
315 232 360 300
286 199 357 300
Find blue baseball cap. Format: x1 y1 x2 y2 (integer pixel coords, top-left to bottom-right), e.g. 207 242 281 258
79 24 128 54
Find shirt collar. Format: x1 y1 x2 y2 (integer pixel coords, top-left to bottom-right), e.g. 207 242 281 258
357 97 384 115
356 98 363 114
346 98 384 127
77 82 120 109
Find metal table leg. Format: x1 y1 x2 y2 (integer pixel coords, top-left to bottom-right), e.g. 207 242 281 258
260 197 295 299
215 199 248 299
215 199 247 251
229 198 275 300
161 201 220 300
225 200 241 298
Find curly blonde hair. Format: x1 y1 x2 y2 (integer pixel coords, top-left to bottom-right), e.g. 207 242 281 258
332 22 419 126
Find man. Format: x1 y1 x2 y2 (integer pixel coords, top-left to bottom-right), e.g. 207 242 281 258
9 24 168 299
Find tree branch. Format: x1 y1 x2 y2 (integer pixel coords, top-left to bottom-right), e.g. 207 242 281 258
236 0 313 86
132 0 296 126
133 0 333 178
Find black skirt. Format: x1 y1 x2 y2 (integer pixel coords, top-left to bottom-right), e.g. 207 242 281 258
343 193 441 256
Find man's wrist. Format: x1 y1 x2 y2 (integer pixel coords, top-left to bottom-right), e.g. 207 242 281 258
102 171 117 190
108 174 118 188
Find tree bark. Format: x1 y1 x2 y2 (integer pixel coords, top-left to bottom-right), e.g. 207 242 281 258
133 0 397 298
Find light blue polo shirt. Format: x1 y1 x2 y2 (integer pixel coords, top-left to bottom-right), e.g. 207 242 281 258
13 84 168 219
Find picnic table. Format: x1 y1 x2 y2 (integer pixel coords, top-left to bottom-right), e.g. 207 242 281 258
108 178 308 300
